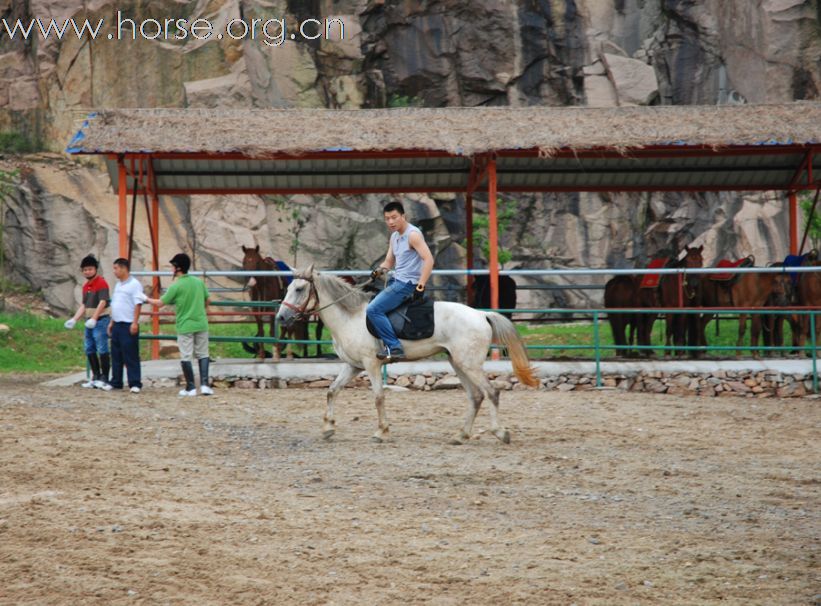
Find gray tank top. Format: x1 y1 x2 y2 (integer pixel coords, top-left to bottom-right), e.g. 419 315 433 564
391 224 424 283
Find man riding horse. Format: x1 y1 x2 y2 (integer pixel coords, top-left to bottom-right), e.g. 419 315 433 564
366 201 434 362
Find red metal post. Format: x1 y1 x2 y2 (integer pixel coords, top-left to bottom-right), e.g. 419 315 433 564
790 191 799 255
487 157 500 360
466 192 474 305
117 156 128 257
488 158 499 310
146 156 162 360
151 193 160 360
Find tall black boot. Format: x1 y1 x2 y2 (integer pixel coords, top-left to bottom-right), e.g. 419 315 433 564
99 353 111 384
198 357 213 395
87 353 101 381
180 361 196 394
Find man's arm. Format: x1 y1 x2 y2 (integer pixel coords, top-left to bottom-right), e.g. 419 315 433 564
131 297 142 335
409 231 434 287
71 304 86 322
380 243 395 271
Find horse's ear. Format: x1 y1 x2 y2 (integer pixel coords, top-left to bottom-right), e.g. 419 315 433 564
697 245 703 253
255 244 259 252
241 245 247 253
305 263 315 278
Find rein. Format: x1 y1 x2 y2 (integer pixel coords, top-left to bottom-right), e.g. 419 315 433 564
282 276 375 319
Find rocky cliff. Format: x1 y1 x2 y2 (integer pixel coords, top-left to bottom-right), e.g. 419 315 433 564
0 0 819 313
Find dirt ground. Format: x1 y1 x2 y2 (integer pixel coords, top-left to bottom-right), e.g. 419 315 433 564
0 375 818 605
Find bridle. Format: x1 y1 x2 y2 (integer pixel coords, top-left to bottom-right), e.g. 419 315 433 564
280 277 320 320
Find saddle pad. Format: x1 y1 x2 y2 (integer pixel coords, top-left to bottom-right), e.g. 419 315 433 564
273 260 293 286
640 257 669 289
711 257 751 281
366 296 435 341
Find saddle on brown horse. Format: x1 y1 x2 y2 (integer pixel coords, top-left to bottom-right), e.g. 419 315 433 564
640 258 669 289
711 255 754 283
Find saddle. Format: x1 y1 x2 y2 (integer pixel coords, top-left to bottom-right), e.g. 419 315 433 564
783 251 816 287
711 255 754 282
366 295 435 341
640 258 669 289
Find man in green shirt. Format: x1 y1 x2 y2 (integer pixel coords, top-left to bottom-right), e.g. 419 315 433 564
146 253 213 396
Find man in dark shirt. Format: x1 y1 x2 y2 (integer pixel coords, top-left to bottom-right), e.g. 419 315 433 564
64 255 112 390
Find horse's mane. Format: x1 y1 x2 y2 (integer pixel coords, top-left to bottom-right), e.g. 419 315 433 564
316 273 371 313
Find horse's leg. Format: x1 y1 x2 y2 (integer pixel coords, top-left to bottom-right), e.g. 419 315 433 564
447 356 484 445
272 315 279 360
363 361 389 442
736 313 748 357
451 353 507 444
323 363 357 440
273 325 283 361
315 319 324 358
750 314 762 359
255 314 265 361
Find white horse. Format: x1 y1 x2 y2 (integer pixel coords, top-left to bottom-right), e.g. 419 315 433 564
275 266 539 444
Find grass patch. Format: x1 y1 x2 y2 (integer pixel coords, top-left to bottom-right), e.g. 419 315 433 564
0 311 812 374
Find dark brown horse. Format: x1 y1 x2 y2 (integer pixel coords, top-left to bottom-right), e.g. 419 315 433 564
796 257 821 350
659 245 704 357
604 275 639 357
242 245 286 360
699 258 791 357
241 246 325 360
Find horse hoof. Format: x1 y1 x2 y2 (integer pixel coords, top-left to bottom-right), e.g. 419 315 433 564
448 437 464 446
370 435 383 444
322 429 335 440
495 429 511 444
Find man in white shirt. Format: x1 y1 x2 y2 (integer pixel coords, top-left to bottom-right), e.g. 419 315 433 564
107 258 145 393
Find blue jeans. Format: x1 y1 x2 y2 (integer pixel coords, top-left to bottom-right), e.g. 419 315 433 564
110 322 142 389
366 279 416 351
84 315 110 355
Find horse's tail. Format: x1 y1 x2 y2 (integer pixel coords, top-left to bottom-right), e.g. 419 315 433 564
485 312 539 388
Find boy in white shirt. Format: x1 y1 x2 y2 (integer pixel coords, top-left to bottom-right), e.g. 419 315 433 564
107 258 145 393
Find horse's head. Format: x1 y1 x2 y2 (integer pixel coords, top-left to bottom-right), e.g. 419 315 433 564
241 245 262 288
276 264 317 328
683 245 704 268
771 273 793 307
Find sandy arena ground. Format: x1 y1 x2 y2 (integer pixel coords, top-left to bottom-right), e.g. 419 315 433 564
0 375 818 605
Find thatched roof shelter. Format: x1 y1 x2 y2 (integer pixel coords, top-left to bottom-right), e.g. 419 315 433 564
67 103 820 195
64 103 821 328
70 103 820 157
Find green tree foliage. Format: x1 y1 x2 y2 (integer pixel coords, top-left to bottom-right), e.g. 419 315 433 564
471 198 517 267
800 191 821 252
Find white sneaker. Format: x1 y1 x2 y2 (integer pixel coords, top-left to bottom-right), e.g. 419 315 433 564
129 386 141 394
81 380 95 388
94 381 113 391
178 388 197 397
200 385 214 396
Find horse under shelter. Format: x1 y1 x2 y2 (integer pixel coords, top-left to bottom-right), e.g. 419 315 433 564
66 104 821 357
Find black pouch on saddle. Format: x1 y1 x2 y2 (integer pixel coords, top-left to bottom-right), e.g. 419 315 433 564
366 296 435 340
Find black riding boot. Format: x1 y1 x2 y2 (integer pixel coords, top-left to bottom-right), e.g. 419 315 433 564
87 353 101 381
180 361 196 392
99 353 111 384
198 357 213 394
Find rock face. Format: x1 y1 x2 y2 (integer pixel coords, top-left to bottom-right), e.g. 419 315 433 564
0 0 818 314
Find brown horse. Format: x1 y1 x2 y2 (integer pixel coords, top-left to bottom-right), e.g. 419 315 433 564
242 245 286 360
604 275 639 357
242 246 326 359
658 245 704 357
796 257 821 350
700 258 791 357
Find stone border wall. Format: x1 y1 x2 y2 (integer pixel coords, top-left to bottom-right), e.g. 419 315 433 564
144 369 817 398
